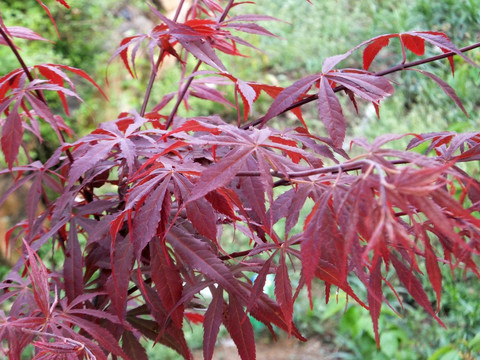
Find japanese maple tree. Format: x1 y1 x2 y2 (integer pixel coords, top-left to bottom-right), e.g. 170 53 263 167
1 0 480 359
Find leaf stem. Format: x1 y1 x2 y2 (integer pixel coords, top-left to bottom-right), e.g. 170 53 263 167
236 159 408 187
164 0 236 129
242 41 480 129
140 0 186 117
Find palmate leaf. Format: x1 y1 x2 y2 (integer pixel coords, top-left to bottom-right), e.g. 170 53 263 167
189 146 254 203
167 226 246 302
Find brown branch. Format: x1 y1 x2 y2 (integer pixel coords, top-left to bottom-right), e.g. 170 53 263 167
165 60 202 129
241 41 480 129
236 159 408 187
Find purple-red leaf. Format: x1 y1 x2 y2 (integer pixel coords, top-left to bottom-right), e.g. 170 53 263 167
122 331 149 360
203 286 224 360
368 257 383 347
0 26 52 44
225 294 256 360
1 102 23 169
167 227 246 301
262 74 320 126
318 76 345 147
150 238 184 328
390 254 444 324
132 175 171 258
274 251 293 334
189 146 253 203
409 69 468 117
64 219 84 303
108 238 134 320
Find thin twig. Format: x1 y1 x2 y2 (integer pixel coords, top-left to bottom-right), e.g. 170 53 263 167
164 0 236 129
140 0 186 116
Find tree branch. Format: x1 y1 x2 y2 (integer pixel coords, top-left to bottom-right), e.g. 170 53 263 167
242 41 480 129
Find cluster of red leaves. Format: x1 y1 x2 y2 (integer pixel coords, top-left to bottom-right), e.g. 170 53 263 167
1 1 480 359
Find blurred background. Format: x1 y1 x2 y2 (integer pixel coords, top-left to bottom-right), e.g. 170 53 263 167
0 0 479 359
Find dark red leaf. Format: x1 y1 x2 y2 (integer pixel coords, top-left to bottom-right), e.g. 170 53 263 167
203 287 224 360
225 294 256 360
107 238 134 319
64 219 84 303
245 257 274 316
24 241 50 316
318 76 345 147
186 197 218 240
390 254 444 325
368 257 383 347
189 146 253 203
132 175 171 258
122 331 149 360
274 251 293 334
167 226 246 301
423 236 442 312
262 74 320 126
408 69 468 117
1 102 23 169
150 238 184 328
63 315 130 358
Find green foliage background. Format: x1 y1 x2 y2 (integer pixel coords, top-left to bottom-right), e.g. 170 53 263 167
1 0 479 359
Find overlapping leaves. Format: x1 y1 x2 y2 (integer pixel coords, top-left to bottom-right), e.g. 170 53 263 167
1 1 480 360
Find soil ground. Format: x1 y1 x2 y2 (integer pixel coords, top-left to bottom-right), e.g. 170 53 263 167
192 337 337 360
